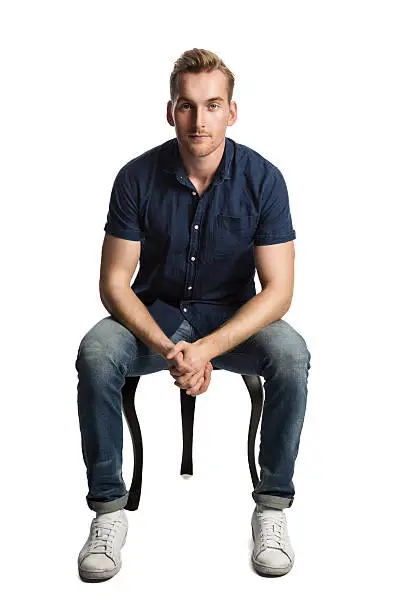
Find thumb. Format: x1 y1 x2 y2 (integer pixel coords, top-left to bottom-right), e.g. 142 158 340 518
175 353 185 367
166 341 185 360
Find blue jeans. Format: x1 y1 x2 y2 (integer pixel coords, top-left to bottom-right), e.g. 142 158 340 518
75 315 311 513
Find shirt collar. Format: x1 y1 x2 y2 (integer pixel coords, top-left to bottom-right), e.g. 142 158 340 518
159 137 233 182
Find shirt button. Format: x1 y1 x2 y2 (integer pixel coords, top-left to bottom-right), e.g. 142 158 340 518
192 191 196 196
188 286 192 290
191 256 195 261
194 225 199 230
183 307 187 312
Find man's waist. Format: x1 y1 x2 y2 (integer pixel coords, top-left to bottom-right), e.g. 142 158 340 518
153 297 247 307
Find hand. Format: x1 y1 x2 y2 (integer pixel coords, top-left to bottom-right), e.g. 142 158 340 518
166 350 194 378
166 340 210 381
167 353 213 396
171 361 213 396
165 341 213 395
187 361 213 396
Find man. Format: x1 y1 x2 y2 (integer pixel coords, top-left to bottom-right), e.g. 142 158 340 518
76 48 311 581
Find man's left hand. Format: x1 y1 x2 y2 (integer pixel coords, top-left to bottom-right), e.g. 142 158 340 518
166 341 212 389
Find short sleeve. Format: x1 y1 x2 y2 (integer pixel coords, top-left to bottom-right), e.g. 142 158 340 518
104 165 145 241
253 166 296 246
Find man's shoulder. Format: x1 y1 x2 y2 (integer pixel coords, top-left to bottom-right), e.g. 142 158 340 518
232 139 281 181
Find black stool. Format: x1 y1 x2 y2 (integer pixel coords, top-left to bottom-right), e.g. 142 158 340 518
121 366 264 511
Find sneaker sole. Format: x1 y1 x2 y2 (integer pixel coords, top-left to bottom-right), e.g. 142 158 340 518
78 528 127 582
251 526 294 577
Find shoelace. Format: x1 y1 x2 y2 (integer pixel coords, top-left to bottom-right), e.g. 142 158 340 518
258 510 286 551
87 518 119 555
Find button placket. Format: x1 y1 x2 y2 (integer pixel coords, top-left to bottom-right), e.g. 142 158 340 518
183 187 212 303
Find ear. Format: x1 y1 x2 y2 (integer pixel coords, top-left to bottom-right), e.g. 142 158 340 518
227 101 237 127
166 100 174 127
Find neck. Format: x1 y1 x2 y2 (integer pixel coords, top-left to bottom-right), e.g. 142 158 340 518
177 138 225 184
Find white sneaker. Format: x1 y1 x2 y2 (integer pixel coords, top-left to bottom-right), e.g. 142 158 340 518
251 504 295 576
78 509 128 581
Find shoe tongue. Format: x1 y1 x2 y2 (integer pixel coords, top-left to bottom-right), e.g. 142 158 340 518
96 509 121 520
92 510 122 553
92 521 113 553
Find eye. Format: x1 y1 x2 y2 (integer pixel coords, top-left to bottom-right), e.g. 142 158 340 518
179 103 219 110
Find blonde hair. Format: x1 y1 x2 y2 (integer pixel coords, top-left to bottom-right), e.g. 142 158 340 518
170 48 235 105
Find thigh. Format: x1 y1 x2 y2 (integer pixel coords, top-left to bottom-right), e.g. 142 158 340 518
210 318 311 376
76 315 194 377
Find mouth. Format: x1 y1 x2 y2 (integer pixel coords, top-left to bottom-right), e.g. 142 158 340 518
189 135 209 138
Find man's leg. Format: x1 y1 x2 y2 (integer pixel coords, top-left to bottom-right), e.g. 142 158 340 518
207 318 311 510
75 315 194 513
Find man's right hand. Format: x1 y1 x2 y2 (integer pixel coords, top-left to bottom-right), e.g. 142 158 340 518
167 353 213 396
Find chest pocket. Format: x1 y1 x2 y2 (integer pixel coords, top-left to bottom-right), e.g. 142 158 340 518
212 213 258 260
216 214 256 231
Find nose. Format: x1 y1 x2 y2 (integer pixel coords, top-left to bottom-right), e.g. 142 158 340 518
193 107 205 130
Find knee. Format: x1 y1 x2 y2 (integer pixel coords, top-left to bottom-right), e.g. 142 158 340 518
75 332 119 375
76 335 104 370
75 316 128 370
263 331 311 376
285 332 311 370
293 332 311 367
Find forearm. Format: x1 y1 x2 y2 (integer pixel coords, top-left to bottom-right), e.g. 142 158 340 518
100 284 174 358
196 287 291 360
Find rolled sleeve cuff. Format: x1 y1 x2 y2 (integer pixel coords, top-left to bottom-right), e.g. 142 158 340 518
104 224 145 241
253 229 296 246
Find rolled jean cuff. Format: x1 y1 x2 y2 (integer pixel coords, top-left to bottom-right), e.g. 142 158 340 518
252 492 294 509
87 492 129 513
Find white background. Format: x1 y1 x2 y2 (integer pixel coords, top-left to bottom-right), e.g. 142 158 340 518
1 0 407 609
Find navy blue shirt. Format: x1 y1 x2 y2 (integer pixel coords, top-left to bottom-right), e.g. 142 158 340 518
104 137 296 339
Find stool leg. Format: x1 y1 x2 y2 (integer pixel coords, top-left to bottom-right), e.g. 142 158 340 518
121 377 143 510
242 375 264 488
180 389 196 475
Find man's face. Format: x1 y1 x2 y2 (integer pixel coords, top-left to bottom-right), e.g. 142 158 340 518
167 69 237 160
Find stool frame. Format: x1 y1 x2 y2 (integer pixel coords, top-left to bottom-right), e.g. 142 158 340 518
121 367 264 511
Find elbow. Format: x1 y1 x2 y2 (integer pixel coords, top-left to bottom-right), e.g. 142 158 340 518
99 280 130 308
282 291 293 314
283 298 292 315
99 284 111 311
263 283 293 315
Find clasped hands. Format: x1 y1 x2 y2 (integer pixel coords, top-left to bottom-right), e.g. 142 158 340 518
165 340 213 397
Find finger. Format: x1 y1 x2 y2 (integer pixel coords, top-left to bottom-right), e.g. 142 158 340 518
169 363 184 376
169 360 191 379
172 369 194 387
187 370 205 389
166 346 180 360
194 369 211 396
190 366 210 394
175 353 193 373
196 363 213 395
166 341 186 360
174 369 200 389
186 377 205 396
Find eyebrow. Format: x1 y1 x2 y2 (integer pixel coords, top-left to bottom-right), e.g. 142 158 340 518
178 96 224 103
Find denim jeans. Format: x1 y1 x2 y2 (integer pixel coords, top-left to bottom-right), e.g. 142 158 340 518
75 315 311 514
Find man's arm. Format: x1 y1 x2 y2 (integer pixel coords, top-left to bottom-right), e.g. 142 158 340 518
195 241 295 360
99 234 175 358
